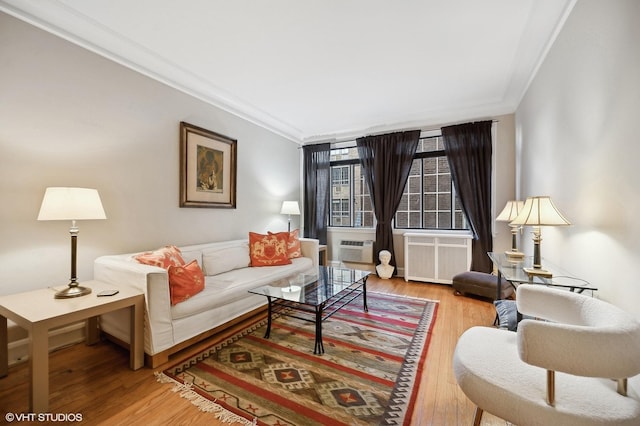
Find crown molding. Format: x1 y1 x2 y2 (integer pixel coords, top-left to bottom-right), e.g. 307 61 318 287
0 0 306 143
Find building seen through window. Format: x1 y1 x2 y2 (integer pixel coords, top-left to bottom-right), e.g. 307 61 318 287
329 136 468 230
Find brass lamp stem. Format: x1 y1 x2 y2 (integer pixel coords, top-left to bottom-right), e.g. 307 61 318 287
70 220 78 286
510 226 518 252
532 226 542 269
54 220 92 298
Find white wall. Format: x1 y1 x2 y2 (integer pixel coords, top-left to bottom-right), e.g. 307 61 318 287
516 0 640 318
0 13 302 296
492 114 518 254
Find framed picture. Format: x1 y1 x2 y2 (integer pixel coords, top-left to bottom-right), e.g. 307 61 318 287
180 122 237 208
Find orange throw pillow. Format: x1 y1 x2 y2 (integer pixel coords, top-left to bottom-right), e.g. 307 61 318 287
267 229 302 258
134 245 185 269
285 229 302 259
167 260 205 305
249 232 292 266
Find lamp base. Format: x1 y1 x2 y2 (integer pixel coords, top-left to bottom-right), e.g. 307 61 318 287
505 250 525 260
523 267 553 278
55 284 92 299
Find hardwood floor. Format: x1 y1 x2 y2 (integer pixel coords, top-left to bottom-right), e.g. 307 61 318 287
0 276 508 425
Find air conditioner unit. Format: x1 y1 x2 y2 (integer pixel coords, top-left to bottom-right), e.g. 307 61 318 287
339 240 373 264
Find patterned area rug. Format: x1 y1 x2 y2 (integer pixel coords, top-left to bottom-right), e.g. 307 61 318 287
157 292 438 425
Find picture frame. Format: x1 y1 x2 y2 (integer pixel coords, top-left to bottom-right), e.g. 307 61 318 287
179 122 237 208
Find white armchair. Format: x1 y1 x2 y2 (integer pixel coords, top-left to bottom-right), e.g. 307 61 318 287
453 285 640 425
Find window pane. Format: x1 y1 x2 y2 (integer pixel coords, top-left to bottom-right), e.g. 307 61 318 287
409 212 421 228
408 175 420 193
438 211 452 228
409 194 420 210
330 165 351 226
329 162 373 228
437 193 451 210
424 193 436 210
330 147 359 161
424 211 436 228
362 211 374 227
424 158 437 174
395 211 408 228
424 174 436 192
437 176 451 192
438 157 449 170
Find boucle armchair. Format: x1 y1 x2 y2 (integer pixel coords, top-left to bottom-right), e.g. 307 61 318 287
453 284 640 426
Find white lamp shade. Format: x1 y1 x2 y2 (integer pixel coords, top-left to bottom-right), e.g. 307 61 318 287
496 200 524 222
509 196 570 226
38 187 107 221
280 201 300 215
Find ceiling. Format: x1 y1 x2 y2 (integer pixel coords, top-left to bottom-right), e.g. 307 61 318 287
1 0 575 144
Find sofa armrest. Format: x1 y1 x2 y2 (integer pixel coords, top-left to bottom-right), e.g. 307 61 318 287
94 256 174 354
299 237 319 268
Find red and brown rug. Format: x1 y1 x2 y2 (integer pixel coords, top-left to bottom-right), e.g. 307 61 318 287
156 292 438 425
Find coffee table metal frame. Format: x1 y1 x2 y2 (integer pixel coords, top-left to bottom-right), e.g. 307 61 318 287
249 266 369 354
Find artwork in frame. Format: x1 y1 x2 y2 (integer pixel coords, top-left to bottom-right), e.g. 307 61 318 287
180 122 237 208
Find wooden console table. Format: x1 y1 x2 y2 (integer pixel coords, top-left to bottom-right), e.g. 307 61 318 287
0 280 144 412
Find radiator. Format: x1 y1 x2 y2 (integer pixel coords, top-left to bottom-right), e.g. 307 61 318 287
339 240 374 264
403 233 472 284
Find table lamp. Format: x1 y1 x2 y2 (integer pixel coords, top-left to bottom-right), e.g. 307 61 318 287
38 187 107 298
509 196 570 277
280 201 300 233
496 200 525 259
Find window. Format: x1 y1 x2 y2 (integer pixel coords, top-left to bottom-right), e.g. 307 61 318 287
328 136 468 230
329 148 373 227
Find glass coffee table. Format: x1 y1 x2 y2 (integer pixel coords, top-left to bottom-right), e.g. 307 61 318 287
249 266 370 354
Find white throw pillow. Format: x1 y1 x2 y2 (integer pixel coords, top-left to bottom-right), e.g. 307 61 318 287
180 249 203 267
202 245 250 276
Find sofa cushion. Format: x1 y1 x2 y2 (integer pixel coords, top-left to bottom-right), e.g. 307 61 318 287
202 245 250 276
180 249 203 267
171 257 313 320
249 232 291 266
134 245 185 269
167 260 205 305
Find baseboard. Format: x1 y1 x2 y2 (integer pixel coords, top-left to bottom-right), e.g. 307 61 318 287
7 321 86 366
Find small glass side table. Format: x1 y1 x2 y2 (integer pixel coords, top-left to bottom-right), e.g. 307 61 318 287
487 252 597 300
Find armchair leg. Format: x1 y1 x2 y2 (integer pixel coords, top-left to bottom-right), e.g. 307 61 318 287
473 406 483 426
617 378 628 396
547 370 555 406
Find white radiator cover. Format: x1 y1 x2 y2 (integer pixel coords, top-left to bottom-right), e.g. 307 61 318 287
403 232 472 284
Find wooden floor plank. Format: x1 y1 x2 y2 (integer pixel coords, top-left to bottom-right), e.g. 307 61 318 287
0 276 506 425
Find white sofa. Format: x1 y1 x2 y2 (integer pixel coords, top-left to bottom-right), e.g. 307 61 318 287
94 238 318 367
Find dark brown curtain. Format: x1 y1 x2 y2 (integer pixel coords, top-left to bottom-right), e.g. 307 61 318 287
441 121 493 273
303 143 330 244
356 130 420 271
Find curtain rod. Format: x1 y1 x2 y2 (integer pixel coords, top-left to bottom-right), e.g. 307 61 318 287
299 119 499 148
